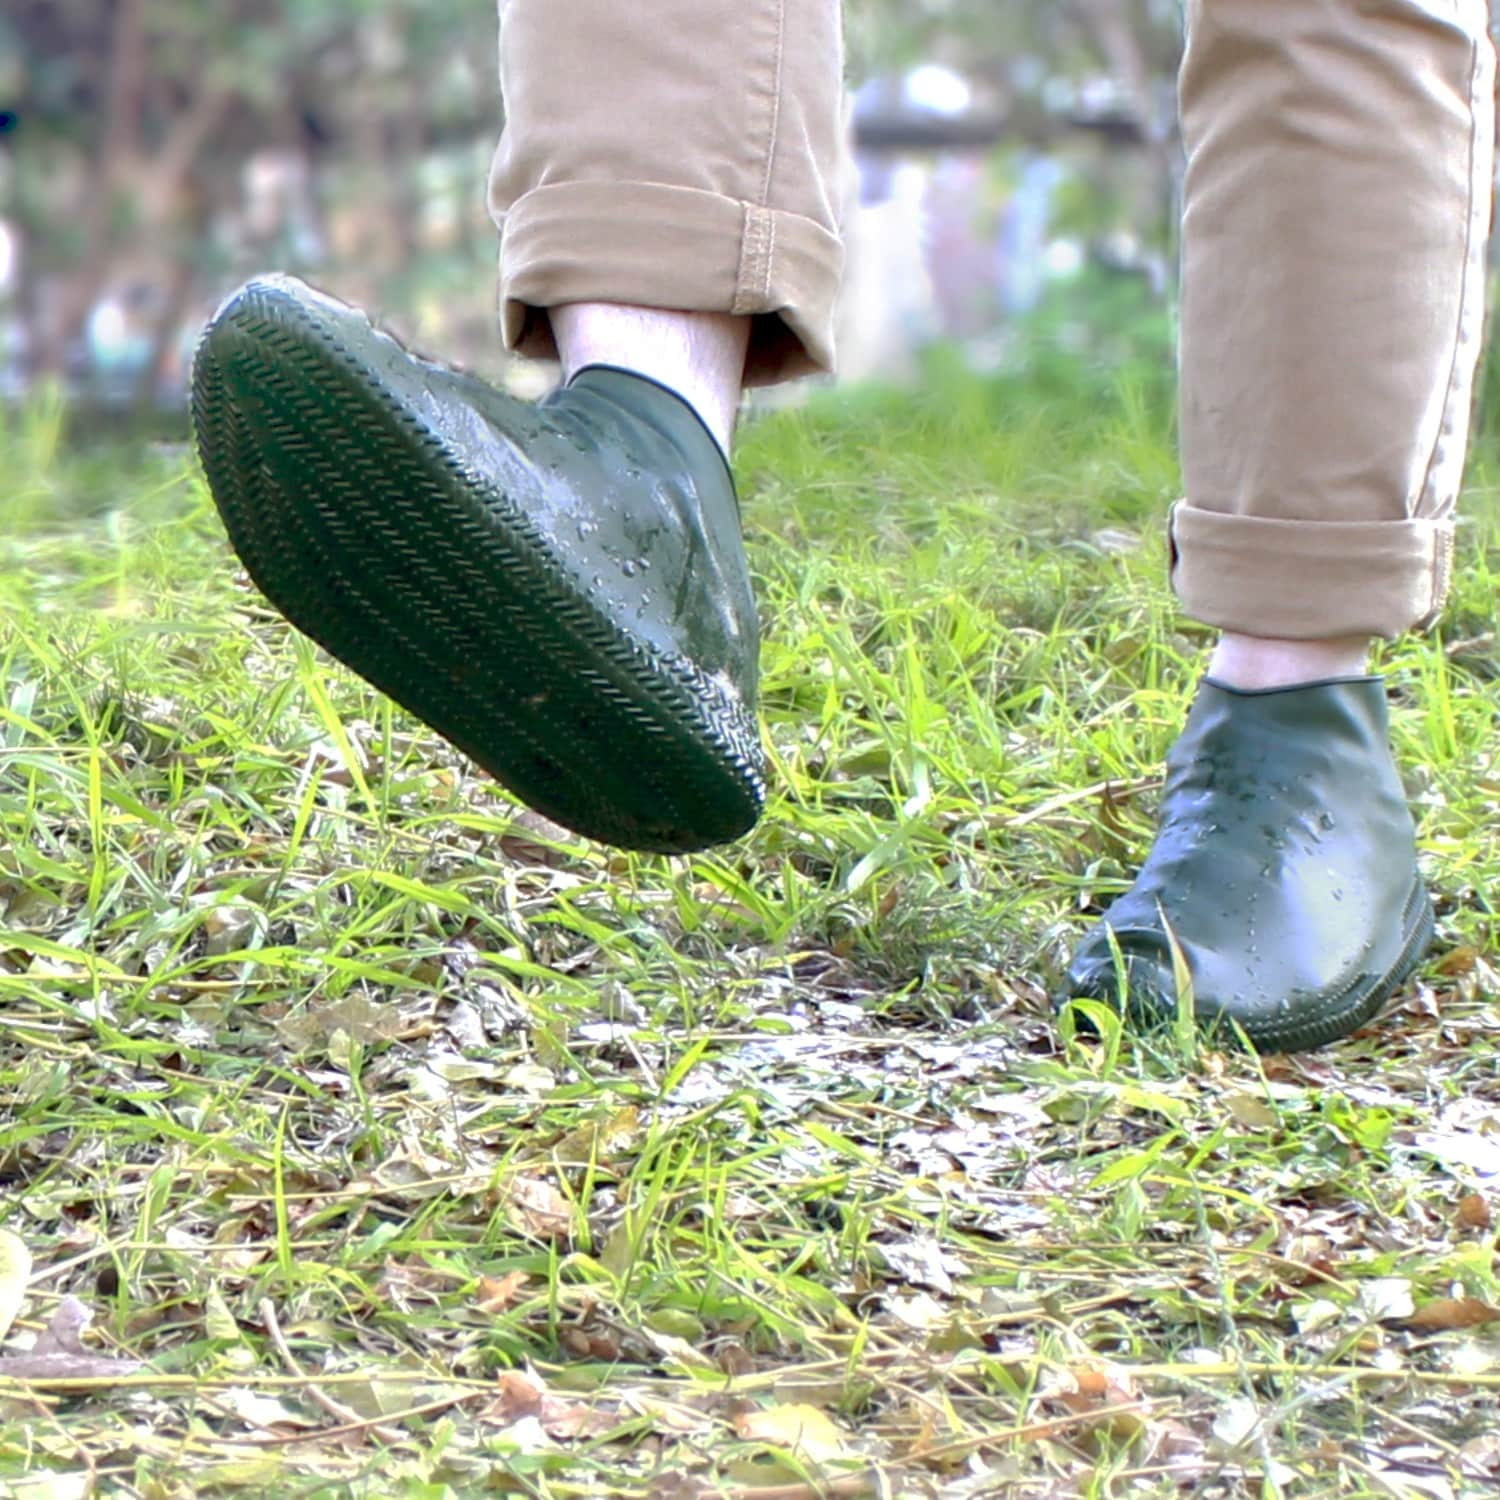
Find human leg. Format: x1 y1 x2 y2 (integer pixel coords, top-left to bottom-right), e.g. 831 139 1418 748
488 0 847 389
497 0 849 457
1206 634 1370 691
1064 0 1495 1049
192 1 849 852
551 305 751 458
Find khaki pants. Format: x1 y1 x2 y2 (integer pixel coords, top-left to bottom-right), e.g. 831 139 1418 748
489 0 1496 640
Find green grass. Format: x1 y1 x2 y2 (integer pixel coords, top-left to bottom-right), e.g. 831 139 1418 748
1 342 1498 1499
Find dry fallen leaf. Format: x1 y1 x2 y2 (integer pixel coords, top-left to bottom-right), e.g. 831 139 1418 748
1223 1090 1278 1129
1278 1232 1340 1286
1456 1192 1493 1230
536 1395 615 1439
1446 1339 1500 1378
1 1472 92 1500
378 1255 458 1311
548 1106 641 1169
503 1176 573 1240
490 1368 545 1419
621 1392 711 1436
1152 1416 1209 1473
219 1386 322 1430
495 807 579 866
875 1234 968 1295
734 1402 853 1463
1406 1297 1500 1332
484 1367 615 1438
1051 1365 1151 1442
501 1062 557 1098
1358 1277 1415 1322
1460 1430 1500 1473
0 1228 31 1343
203 1286 257 1372
1413 1129 1500 1179
1293 1298 1344 1335
560 1324 623 1361
474 1270 531 1315
886 1290 950 1333
1432 945 1482 977
1211 1394 1261 1451
0 1295 142 1382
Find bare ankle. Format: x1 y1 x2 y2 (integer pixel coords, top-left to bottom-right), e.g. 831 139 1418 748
551 302 749 458
1208 632 1373 691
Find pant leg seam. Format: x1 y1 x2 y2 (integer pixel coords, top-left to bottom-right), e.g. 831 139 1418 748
734 0 786 314
758 0 787 209
1415 30 1485 519
1412 22 1492 625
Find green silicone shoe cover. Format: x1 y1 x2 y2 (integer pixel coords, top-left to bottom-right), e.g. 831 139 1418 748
1062 677 1433 1052
191 275 763 853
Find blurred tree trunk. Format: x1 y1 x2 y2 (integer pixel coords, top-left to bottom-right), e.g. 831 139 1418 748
1068 0 1181 248
34 0 234 382
131 182 215 413
1071 0 1151 124
36 0 146 375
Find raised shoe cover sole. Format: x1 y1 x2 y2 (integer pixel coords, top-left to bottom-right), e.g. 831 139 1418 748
190 278 764 853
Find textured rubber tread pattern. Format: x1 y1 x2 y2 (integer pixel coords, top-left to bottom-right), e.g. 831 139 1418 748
191 284 764 853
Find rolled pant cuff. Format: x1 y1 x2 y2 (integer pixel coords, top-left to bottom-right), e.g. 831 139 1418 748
1169 500 1454 640
497 181 844 386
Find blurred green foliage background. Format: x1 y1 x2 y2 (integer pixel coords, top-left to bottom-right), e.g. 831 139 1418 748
1 0 1183 422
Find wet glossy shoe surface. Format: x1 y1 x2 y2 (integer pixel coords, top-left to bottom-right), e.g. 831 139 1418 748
190 274 764 852
1062 677 1432 1052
